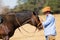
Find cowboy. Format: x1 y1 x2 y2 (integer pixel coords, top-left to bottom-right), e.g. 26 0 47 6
41 6 56 40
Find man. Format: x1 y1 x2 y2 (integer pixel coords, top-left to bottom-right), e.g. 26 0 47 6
41 6 56 40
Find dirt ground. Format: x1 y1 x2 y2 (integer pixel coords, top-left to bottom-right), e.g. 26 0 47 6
9 14 60 40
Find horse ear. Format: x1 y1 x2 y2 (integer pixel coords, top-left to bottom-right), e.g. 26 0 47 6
33 11 36 15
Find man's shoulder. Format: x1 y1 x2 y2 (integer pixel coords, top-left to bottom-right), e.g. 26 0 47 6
48 14 54 18
49 14 55 21
48 14 55 20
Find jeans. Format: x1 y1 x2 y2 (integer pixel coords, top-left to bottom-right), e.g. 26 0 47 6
45 36 48 40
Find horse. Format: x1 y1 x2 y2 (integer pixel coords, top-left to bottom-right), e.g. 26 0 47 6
0 10 43 40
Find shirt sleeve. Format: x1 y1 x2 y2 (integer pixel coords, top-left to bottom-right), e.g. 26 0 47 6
42 16 54 28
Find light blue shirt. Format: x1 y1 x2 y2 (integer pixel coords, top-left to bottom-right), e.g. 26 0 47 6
42 14 56 36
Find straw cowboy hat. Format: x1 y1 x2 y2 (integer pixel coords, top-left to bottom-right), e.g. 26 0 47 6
42 6 51 13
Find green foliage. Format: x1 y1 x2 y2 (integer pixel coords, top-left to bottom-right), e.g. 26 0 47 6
13 0 45 13
44 0 60 12
13 0 60 14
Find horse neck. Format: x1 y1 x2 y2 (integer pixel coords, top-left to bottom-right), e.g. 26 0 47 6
4 14 20 30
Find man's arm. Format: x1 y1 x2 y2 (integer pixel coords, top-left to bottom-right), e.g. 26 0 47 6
42 16 54 27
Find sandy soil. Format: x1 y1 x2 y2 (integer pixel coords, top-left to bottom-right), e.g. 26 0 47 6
1 14 60 40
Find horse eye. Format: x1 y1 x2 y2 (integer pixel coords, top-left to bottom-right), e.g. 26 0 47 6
0 16 3 24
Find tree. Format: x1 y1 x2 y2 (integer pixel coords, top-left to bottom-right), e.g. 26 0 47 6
13 0 45 14
44 0 60 12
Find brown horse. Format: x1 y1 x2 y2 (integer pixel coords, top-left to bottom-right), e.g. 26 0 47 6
0 10 43 40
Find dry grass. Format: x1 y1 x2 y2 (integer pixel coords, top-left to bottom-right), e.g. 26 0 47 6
9 14 60 40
